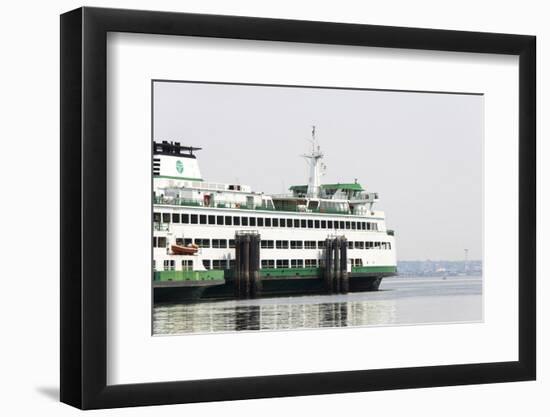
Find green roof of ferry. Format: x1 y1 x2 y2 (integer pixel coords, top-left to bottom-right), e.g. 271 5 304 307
289 183 365 192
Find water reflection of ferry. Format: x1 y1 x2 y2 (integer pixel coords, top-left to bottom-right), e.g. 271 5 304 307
153 299 398 334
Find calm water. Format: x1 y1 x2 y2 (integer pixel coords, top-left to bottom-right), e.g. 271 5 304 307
153 276 482 335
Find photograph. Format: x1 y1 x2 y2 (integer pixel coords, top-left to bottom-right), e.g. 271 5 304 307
151 80 483 335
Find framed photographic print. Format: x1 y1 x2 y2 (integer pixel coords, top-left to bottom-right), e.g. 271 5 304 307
60 6 536 409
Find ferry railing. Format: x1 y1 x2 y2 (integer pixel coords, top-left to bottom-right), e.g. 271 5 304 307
154 196 364 216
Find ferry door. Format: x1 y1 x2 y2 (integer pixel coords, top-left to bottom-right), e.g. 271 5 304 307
203 194 211 207
246 196 254 209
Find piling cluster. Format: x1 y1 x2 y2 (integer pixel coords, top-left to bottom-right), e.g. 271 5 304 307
323 236 349 294
234 232 262 298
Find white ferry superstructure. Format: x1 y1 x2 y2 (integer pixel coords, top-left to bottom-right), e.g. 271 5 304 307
153 129 397 301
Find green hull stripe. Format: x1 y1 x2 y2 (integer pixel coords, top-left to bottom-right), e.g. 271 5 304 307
154 270 224 282
154 266 396 282
261 267 320 277
352 266 397 274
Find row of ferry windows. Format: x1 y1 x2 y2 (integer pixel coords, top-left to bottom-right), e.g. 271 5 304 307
153 237 391 250
158 258 367 271
154 212 379 231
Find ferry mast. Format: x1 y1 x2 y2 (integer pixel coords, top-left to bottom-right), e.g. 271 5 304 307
302 125 325 198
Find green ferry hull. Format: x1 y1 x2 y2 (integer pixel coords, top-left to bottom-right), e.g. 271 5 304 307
153 266 396 303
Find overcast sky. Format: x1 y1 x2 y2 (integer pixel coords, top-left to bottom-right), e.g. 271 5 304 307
153 81 483 261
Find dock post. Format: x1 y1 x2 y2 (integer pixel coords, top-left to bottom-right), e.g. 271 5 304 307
243 234 250 298
324 238 333 293
340 237 349 293
334 237 341 293
251 234 262 298
234 234 242 298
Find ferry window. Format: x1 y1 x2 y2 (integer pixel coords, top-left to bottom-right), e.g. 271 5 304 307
229 239 235 248
195 238 210 248
361 222 366 230
272 218 278 227
172 213 180 223
200 215 207 224
212 260 225 269
276 259 289 268
366 223 371 230
345 221 351 229
355 259 363 267
318 240 325 249
327 220 333 229
375 242 381 249
304 241 316 249
153 212 161 223
225 216 232 226
305 259 317 267
262 260 275 268
249 217 256 227
348 241 353 249
162 213 171 223
163 260 175 271
233 216 240 226
321 220 326 229
217 215 223 225
290 240 303 249
190 214 198 224
182 214 189 224
339 221 345 229
184 238 192 245
291 259 304 268
388 243 391 250
212 239 227 248
302 219 308 228
157 237 167 248
314 220 320 229
307 220 313 228
351 222 356 230
286 219 293 227
153 260 156 271
202 260 211 270
261 240 274 249
294 219 300 228
152 237 157 247
242 217 248 226
355 241 364 249
265 218 272 227
208 215 215 225
257 217 264 227
175 238 183 246
181 260 193 270
276 240 289 249
373 223 379 231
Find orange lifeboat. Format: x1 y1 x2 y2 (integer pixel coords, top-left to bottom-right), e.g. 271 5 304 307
171 243 199 255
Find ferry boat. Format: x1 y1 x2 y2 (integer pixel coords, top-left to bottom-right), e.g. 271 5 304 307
153 128 397 301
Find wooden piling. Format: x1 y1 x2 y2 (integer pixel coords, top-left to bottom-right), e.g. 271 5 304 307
340 237 349 293
334 237 341 294
242 234 250 298
324 238 333 293
235 233 242 298
251 234 262 297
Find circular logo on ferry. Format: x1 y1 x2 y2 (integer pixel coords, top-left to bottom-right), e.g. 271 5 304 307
176 160 184 174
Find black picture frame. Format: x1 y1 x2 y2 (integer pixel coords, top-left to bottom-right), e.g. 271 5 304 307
60 6 536 410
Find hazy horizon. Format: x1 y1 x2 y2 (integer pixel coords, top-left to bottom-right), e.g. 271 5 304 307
153 81 483 261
